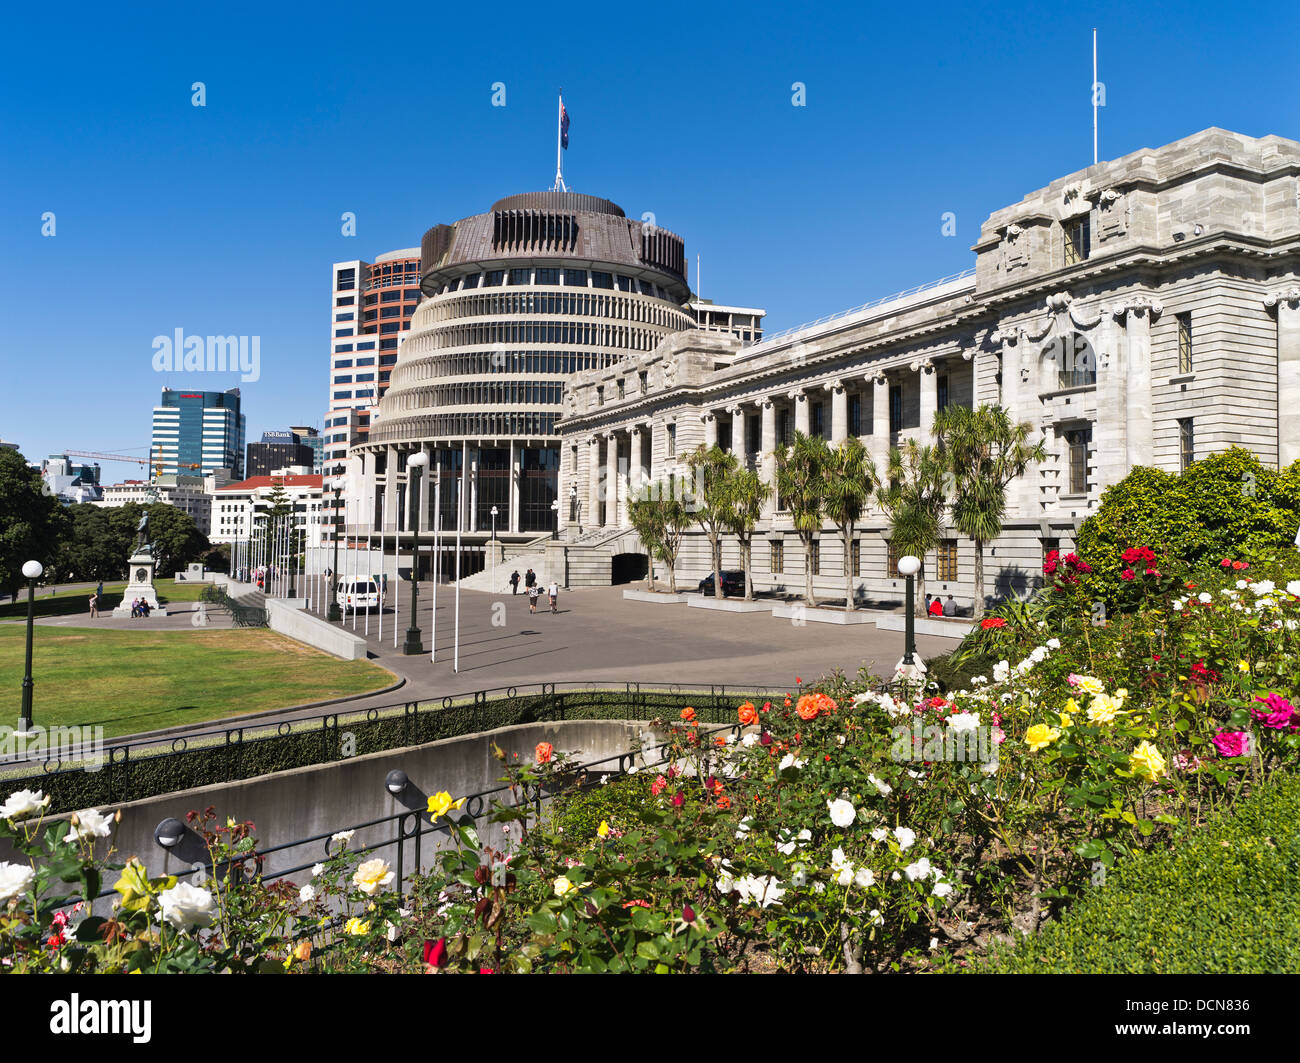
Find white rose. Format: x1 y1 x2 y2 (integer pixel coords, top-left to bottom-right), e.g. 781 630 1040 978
870 827 888 842
311 863 325 877
932 881 954 898
946 712 980 734
1198 592 1213 603
1285 580 1300 598
778 753 806 772
1251 580 1275 595
790 864 808 888
0 789 50 822
330 830 355 845
893 826 917 850
158 881 216 931
1171 600 1183 611
0 862 36 904
741 733 759 748
853 867 876 889
1046 638 1061 650
66 809 114 843
868 774 893 796
904 857 932 881
827 798 857 828
299 884 316 903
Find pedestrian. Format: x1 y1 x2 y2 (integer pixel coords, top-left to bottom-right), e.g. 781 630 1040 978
95 580 104 603
943 594 957 617
525 568 536 590
548 580 558 614
528 584 540 614
924 593 933 613
88 593 98 619
509 570 520 595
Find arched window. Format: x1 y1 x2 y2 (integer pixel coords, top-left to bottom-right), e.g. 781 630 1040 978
1045 331 1097 389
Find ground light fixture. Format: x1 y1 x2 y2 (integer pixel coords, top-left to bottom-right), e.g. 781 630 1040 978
897 554 922 667
385 769 409 795
18 559 43 735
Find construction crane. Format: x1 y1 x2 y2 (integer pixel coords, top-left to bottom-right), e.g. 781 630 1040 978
65 447 203 480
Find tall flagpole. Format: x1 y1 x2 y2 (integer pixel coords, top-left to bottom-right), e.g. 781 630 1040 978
454 471 462 673
555 91 566 192
1092 28 1098 166
431 472 440 664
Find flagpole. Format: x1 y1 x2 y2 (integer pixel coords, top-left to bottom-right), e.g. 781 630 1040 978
431 472 440 664
1092 28 1098 166
454 471 462 674
555 92 565 192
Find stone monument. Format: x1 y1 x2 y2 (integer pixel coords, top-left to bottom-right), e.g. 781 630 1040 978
112 504 168 616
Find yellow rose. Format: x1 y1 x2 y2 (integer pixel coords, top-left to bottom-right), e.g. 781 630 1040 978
597 820 610 838
1075 676 1105 697
553 876 578 898
1058 712 1073 728
427 791 467 821
1025 724 1061 752
1238 660 1251 674
1064 697 1080 715
1129 741 1166 782
1086 693 1123 725
344 917 370 936
352 858 394 896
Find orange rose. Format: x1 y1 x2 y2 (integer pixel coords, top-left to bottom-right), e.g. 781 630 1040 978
795 694 821 721
737 702 758 726
716 796 731 811
680 706 696 722
714 735 728 748
535 741 553 764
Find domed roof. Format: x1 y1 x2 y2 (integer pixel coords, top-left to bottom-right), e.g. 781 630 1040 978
490 190 625 217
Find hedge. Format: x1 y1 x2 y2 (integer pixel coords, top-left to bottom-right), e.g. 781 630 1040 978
1 687 771 815
975 771 1300 973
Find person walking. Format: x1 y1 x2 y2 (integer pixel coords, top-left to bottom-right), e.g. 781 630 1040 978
527 583 540 614
525 568 536 590
88 592 98 619
509 570 520 595
95 580 104 603
547 580 558 614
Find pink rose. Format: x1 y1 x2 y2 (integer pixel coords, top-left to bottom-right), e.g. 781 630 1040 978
1212 730 1251 758
1252 694 1295 730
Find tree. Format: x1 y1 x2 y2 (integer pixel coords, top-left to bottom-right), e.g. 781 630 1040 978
933 404 1046 618
57 503 133 583
822 437 878 611
628 475 692 593
687 445 739 598
775 432 830 606
109 502 208 578
0 447 69 599
879 439 947 616
721 468 771 600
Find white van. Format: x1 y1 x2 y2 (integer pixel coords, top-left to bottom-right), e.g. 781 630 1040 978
337 579 384 612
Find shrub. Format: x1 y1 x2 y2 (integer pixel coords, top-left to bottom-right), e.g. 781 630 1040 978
550 774 656 842
975 771 1300 973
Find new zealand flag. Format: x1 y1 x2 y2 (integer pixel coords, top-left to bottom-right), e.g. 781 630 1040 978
560 103 570 150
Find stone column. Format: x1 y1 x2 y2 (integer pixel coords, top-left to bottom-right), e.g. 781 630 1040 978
869 372 890 477
1123 301 1159 470
994 330 1032 518
791 389 809 437
587 437 601 531
731 405 745 460
629 425 644 499
381 445 398 532
468 446 479 532
917 360 938 442
703 411 718 449
1267 288 1300 467
509 440 521 534
420 444 432 532
1094 309 1127 492
760 398 777 519
828 379 848 444
606 432 622 527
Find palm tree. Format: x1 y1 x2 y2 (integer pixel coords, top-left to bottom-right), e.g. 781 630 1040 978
627 491 664 592
933 404 1046 618
628 475 692 593
722 468 771 600
775 431 829 607
687 445 739 598
879 439 947 616
822 437 878 611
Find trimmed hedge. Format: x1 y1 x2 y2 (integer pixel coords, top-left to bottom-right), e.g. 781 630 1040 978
3 688 767 815
975 771 1300 973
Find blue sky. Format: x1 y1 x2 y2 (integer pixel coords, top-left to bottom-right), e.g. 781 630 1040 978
2 0 1297 484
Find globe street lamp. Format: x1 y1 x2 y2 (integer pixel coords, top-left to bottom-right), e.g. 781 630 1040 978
570 482 581 535
897 554 922 667
403 451 428 655
551 498 560 540
18 559 42 735
490 505 499 593
327 485 343 622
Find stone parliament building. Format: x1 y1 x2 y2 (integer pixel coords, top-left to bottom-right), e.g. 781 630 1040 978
350 127 1300 607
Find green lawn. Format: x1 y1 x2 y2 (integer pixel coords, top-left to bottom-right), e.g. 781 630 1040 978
0 625 395 737
0 580 209 620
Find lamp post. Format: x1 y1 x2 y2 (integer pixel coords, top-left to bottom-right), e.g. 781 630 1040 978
490 505 498 593
570 482 581 535
551 498 560 540
897 554 921 667
327 485 343 622
403 451 428 655
18 559 42 735
286 509 297 598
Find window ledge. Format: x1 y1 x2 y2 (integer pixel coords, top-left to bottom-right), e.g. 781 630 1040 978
1169 373 1195 385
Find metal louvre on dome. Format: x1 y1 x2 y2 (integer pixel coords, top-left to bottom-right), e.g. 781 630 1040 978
490 190 625 216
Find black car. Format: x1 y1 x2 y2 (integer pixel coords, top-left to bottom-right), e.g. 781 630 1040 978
698 570 747 597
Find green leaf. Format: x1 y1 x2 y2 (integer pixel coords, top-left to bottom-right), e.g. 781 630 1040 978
636 939 660 961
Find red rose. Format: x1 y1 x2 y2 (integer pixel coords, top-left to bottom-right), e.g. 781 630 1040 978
1220 558 1232 568
672 790 685 808
1121 548 1142 563
1120 568 1135 581
683 904 696 922
424 938 448 969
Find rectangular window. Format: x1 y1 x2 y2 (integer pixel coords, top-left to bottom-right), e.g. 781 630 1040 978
638 370 648 394
848 394 862 436
536 267 560 286
617 378 625 399
591 271 614 289
811 401 825 439
887 539 900 578
461 273 480 289
809 540 820 576
778 409 792 445
335 295 355 306
1177 312 1193 374
770 540 784 574
380 306 402 318
596 386 605 407
937 539 958 582
334 328 353 337
667 423 676 456
1063 216 1091 265
1066 427 1092 494
616 275 634 292
1179 418 1195 471
381 290 402 302
889 385 903 433
564 269 588 287
336 268 355 291
937 375 950 412
850 539 861 577
509 268 530 285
